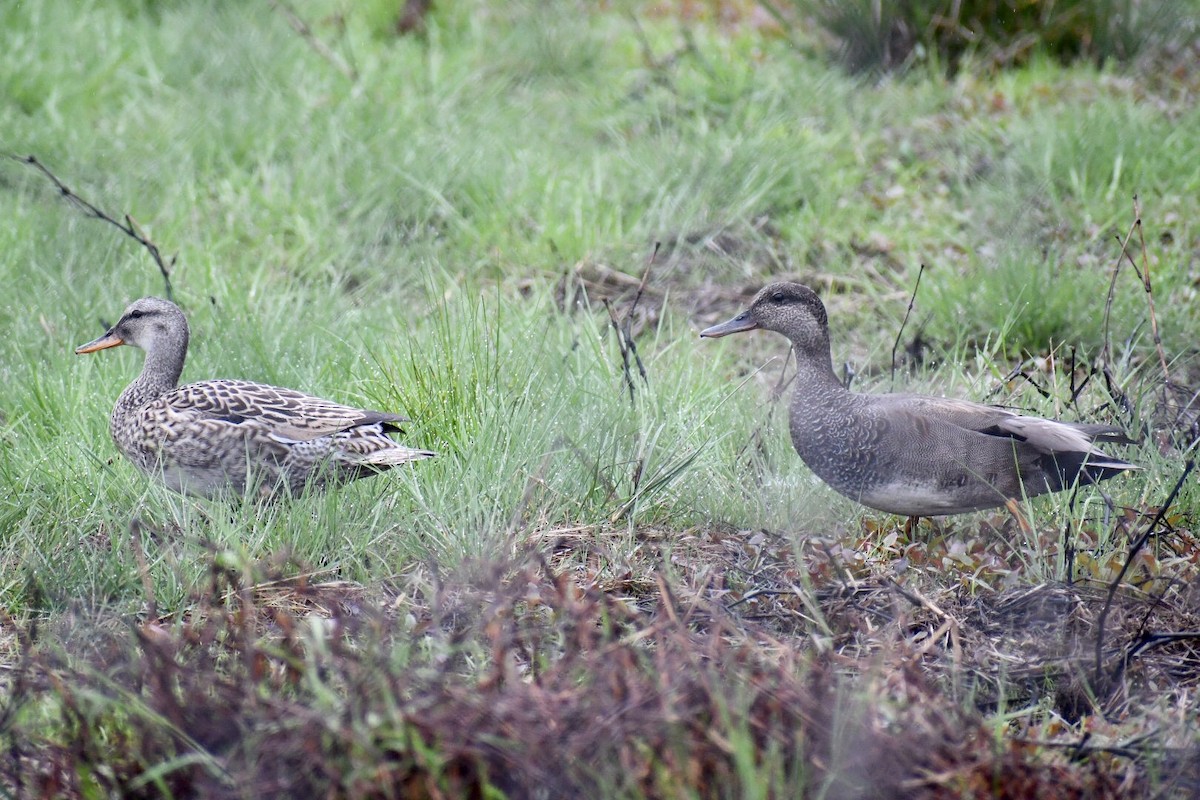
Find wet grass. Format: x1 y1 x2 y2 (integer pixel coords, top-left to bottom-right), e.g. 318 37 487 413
1 0 1199 796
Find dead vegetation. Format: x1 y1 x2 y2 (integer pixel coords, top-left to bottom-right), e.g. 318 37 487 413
2 500 1199 800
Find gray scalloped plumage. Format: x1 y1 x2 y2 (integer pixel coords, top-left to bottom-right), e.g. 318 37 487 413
76 297 434 499
701 282 1137 516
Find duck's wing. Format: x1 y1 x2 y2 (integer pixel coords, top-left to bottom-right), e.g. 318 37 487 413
157 379 435 470
887 394 1138 470
164 379 408 441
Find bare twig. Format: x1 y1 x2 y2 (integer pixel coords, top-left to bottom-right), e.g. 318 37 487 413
985 363 1054 404
1127 195 1171 383
9 154 176 302
628 242 658 323
1063 480 1082 585
1093 459 1195 689
1122 631 1200 663
890 264 924 390
1099 362 1135 419
1099 218 1133 367
604 299 637 405
607 244 658 405
268 0 358 82
1066 347 1099 407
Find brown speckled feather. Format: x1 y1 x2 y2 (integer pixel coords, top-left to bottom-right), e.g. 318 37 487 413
701 283 1138 517
77 297 435 499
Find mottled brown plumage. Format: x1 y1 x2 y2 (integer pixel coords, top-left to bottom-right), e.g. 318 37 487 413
701 282 1137 516
76 297 434 498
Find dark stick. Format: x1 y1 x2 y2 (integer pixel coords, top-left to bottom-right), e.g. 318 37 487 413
1099 363 1135 419
607 244 659 405
623 242 659 384
1093 459 1195 689
1067 351 1097 406
1063 480 1081 585
891 264 924 390
1101 219 1135 368
1127 195 1171 383
603 298 636 405
627 241 659 324
986 367 1053 404
1124 631 1200 661
9 154 176 302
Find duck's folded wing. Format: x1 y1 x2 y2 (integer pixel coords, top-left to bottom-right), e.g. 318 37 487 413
989 416 1139 471
897 398 1137 472
149 409 292 469
892 395 1135 452
165 380 407 441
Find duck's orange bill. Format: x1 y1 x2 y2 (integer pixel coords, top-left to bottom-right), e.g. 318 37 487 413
75 333 124 354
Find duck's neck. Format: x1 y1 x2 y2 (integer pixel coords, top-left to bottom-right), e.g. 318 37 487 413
790 340 846 396
115 340 186 412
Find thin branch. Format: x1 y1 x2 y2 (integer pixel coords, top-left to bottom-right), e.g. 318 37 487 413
1066 346 1092 407
1063 479 1082 585
1093 459 1195 689
268 0 358 82
1099 220 1132 367
607 244 658 405
890 264 924 390
1123 631 1200 662
622 244 657 382
1128 193 1166 381
9 154 175 302
1120 195 1170 383
628 241 658 323
604 298 637 406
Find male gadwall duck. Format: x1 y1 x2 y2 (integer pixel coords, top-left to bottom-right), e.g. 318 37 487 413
701 282 1137 516
76 297 434 499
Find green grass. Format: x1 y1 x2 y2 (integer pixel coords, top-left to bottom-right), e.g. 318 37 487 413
2 0 1199 796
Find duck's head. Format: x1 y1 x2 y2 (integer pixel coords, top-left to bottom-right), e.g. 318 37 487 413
75 296 189 356
700 282 829 351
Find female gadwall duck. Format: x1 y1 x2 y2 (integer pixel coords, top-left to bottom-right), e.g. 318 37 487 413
76 297 434 499
701 282 1137 516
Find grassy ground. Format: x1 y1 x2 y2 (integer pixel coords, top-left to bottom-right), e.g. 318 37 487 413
2 0 1200 796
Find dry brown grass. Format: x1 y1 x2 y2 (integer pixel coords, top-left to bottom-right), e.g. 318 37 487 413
4 516 1199 798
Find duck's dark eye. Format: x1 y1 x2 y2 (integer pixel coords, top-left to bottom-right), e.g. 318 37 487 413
126 309 146 320
771 292 785 303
